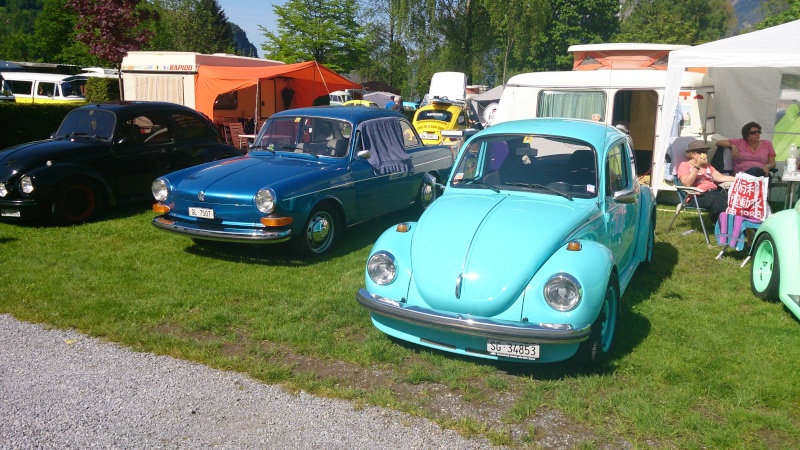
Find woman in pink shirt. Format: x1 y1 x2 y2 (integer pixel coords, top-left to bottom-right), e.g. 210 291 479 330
678 140 735 215
716 122 776 176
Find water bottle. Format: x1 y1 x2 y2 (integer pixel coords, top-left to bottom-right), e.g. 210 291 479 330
788 143 797 175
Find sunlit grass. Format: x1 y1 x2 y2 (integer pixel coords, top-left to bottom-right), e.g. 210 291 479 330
1 204 799 448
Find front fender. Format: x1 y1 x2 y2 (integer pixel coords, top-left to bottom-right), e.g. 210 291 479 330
23 163 112 204
521 239 615 329
754 209 800 301
364 222 417 302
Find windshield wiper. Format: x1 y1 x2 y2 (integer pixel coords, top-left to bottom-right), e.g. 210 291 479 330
504 182 573 200
456 177 500 193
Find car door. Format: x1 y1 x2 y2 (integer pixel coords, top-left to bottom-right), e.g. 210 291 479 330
111 112 174 199
603 139 639 272
168 111 223 168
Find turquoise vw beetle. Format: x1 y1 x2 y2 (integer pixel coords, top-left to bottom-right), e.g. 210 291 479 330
356 118 655 365
750 200 800 320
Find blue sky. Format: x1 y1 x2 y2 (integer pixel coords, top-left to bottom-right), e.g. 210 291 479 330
217 0 281 57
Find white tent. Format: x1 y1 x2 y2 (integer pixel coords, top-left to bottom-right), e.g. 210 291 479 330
653 20 800 195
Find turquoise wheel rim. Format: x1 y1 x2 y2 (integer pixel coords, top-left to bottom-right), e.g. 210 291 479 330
752 238 775 293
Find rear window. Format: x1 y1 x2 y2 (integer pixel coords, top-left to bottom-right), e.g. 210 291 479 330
416 109 453 122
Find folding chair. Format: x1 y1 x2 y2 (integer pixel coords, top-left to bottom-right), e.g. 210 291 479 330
666 176 712 245
714 212 761 267
227 122 248 150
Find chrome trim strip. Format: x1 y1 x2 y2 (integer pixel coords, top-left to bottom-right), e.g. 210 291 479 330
356 289 591 344
152 216 291 243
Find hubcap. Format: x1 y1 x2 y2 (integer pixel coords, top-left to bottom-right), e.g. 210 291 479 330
752 240 774 292
600 287 618 352
306 211 333 253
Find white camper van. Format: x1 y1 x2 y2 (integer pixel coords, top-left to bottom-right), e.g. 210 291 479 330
1 72 86 104
493 44 716 179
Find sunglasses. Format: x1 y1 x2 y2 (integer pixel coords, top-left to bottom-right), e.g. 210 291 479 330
749 130 762 135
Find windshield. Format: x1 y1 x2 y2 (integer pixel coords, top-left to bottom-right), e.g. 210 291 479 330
253 116 352 158
451 134 598 199
55 109 116 140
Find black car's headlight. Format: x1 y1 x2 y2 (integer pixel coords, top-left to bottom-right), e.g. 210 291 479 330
543 273 582 311
152 179 169 202
20 176 34 194
368 251 397 285
0 182 7 197
255 189 275 214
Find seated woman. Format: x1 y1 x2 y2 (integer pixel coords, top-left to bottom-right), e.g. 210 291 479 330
716 122 776 176
678 140 735 217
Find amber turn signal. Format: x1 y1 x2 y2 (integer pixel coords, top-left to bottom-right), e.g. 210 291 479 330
261 216 293 227
152 203 170 213
566 241 582 251
396 223 410 233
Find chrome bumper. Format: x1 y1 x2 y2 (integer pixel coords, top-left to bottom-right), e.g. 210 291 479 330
356 289 591 344
152 216 291 243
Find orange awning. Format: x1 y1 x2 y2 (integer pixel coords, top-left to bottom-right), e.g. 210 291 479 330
195 61 360 118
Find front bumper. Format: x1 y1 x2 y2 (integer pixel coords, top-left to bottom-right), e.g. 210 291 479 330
0 198 43 221
356 288 591 344
152 215 291 243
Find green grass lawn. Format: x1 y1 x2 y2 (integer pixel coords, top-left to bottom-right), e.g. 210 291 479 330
1 204 799 448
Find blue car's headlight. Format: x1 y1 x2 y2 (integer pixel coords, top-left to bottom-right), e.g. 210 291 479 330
543 273 582 311
255 188 275 214
152 179 169 202
368 251 396 285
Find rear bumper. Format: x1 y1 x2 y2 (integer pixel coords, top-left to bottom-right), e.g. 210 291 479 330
356 288 591 344
152 215 291 243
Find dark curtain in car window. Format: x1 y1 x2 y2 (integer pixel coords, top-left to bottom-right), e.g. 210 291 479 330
357 117 413 175
172 114 213 142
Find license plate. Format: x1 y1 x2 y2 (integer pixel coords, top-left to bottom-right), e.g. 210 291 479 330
189 207 214 219
1 209 21 217
420 132 438 140
487 339 540 360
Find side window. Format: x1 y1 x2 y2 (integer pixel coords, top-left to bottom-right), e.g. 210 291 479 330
172 113 214 142
605 144 630 194
37 82 55 97
8 80 32 95
130 113 171 144
399 120 421 148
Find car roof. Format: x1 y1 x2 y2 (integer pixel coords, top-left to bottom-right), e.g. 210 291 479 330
477 118 623 151
271 106 405 122
73 101 200 115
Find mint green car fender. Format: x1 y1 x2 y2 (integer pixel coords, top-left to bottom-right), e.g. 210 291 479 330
752 206 800 317
519 239 616 327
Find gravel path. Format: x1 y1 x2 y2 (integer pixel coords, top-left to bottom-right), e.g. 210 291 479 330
0 314 498 449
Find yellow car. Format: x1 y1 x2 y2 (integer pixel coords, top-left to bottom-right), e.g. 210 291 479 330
412 99 472 147
342 99 379 108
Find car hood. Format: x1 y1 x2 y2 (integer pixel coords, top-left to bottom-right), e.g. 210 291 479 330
410 193 592 317
168 154 329 202
0 138 104 176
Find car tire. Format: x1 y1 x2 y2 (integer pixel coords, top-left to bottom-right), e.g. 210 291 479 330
413 173 439 214
574 279 619 366
751 233 780 300
51 178 101 225
293 204 339 257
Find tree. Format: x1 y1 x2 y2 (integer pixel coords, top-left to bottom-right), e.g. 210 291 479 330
531 0 620 71
29 0 95 65
260 0 364 73
149 0 234 54
757 0 800 29
65 0 155 69
615 0 735 44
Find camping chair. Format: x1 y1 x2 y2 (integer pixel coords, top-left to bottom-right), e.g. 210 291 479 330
714 212 761 267
227 122 248 150
666 176 712 245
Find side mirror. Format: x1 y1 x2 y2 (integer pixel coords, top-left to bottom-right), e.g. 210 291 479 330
357 149 371 160
613 187 638 204
423 172 445 190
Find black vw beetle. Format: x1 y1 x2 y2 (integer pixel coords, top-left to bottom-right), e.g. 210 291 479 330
0 102 243 224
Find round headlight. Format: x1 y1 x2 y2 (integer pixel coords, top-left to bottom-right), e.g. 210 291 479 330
543 273 582 312
0 182 7 197
20 176 34 194
255 188 275 214
152 179 169 202
367 251 396 285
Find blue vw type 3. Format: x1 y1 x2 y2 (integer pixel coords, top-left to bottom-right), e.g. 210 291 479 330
151 107 454 257
356 118 656 364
